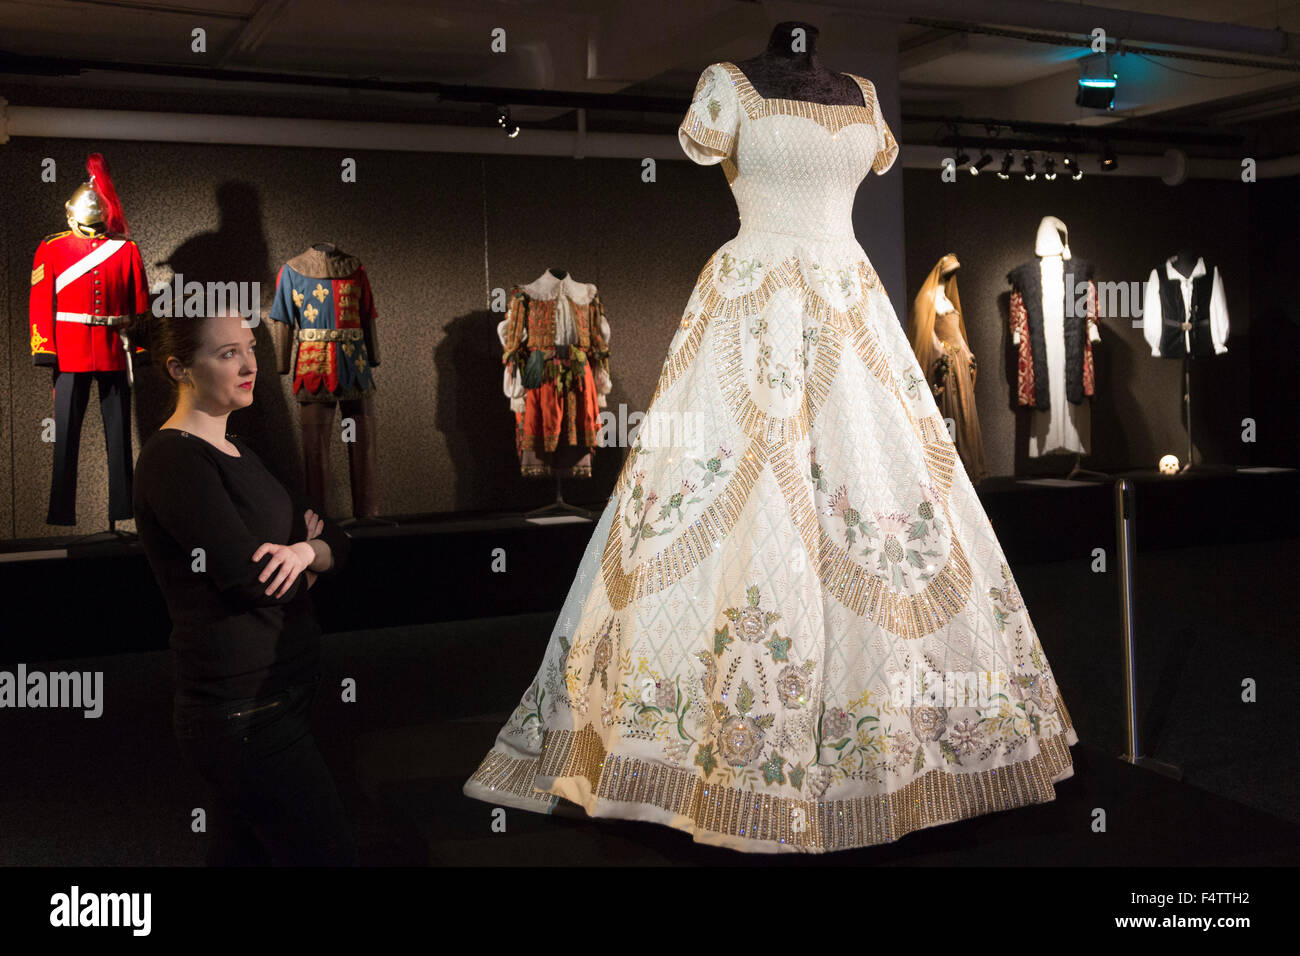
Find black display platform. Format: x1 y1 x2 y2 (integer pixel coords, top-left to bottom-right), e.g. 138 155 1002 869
0 464 1294 662
5 465 1294 660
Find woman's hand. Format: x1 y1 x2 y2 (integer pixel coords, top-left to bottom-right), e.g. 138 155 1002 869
252 541 315 597
302 512 324 588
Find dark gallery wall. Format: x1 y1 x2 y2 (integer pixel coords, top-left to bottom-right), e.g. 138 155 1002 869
1247 174 1300 471
1 118 1293 539
1 132 751 537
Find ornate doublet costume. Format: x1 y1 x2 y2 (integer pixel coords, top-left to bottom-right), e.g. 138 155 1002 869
499 269 612 477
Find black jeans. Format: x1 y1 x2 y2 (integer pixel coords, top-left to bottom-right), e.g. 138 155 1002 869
173 675 358 866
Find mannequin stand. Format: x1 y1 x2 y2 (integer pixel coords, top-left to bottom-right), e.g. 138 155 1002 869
1067 452 1108 481
1179 353 1205 473
340 516 397 529
66 520 137 547
525 471 596 520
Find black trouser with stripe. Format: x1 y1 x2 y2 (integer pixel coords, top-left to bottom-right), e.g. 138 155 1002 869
47 368 133 526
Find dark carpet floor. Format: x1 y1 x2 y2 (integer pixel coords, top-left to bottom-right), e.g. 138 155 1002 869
1 537 1295 865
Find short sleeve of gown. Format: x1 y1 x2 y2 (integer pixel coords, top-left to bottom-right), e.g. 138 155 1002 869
865 78 899 175
678 64 739 165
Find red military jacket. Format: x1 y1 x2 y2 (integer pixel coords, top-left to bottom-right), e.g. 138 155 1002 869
29 231 149 372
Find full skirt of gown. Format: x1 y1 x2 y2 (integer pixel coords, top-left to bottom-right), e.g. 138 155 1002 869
464 230 1078 853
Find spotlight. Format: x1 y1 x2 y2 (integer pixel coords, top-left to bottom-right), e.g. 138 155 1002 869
1044 156 1057 180
997 151 1014 179
970 152 992 175
1022 154 1036 180
1077 53 1118 109
1100 143 1118 171
953 149 971 169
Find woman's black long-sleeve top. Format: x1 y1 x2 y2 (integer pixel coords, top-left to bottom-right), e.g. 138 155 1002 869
133 428 351 701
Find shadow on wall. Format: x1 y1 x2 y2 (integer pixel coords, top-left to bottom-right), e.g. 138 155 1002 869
434 309 529 512
134 181 304 492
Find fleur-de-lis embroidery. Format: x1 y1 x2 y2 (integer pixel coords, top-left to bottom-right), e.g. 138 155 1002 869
291 289 305 308
304 303 319 322
312 283 330 302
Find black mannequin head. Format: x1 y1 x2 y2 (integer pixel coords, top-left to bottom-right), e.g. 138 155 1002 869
767 21 819 56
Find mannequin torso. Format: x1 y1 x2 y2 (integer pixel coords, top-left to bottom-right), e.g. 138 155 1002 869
735 21 866 107
1171 249 1198 278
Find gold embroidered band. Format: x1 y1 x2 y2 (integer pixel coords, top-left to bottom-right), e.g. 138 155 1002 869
467 710 1074 852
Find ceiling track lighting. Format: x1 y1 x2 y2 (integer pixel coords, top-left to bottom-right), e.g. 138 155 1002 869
955 142 1088 183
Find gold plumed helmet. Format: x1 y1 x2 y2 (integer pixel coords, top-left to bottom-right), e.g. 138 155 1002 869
64 154 127 238
65 182 107 238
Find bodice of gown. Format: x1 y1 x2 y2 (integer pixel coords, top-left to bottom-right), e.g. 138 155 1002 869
933 288 964 344
681 62 894 277
729 106 878 242
934 312 965 344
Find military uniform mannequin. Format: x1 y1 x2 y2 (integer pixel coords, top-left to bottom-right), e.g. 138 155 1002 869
29 154 149 526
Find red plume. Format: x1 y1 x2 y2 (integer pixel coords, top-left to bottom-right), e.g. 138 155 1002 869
85 153 128 236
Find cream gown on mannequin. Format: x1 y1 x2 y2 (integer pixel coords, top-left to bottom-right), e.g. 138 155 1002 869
463 61 1077 853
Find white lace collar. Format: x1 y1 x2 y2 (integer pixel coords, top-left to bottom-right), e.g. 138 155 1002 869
520 269 594 304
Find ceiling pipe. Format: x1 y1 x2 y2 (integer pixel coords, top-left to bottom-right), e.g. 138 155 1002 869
4 103 1297 179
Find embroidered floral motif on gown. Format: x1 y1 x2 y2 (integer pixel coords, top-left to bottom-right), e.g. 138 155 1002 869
463 61 1077 853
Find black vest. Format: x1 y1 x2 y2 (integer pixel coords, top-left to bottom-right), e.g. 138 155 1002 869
1156 265 1215 358
1007 258 1094 409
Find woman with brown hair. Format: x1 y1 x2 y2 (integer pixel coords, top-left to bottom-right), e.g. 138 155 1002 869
132 307 357 865
909 254 989 484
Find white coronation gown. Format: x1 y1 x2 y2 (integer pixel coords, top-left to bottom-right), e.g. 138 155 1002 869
463 61 1078 853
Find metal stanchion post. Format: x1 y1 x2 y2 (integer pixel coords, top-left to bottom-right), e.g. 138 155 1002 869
1116 478 1182 779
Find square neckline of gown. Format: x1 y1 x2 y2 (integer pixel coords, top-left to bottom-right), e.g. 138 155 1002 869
720 61 869 112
